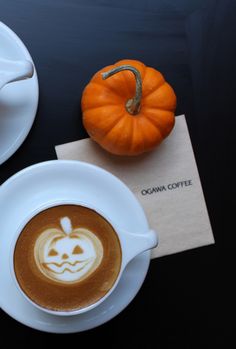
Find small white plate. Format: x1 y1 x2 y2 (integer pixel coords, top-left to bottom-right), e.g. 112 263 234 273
0 160 151 333
0 21 39 165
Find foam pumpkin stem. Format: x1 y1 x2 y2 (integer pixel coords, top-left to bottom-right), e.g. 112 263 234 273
81 59 177 156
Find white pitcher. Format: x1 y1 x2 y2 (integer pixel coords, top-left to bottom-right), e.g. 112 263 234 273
0 58 33 90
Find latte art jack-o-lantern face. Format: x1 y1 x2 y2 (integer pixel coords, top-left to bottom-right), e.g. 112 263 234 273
34 217 104 283
14 205 122 312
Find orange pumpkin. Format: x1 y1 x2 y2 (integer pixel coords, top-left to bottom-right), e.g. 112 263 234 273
81 59 176 156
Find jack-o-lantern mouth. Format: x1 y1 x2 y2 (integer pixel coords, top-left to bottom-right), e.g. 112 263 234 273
42 259 92 274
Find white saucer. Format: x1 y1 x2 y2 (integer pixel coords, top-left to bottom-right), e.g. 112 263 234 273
0 160 151 333
0 21 39 165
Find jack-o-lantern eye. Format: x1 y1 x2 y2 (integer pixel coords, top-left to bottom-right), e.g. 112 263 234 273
48 248 58 257
72 245 83 254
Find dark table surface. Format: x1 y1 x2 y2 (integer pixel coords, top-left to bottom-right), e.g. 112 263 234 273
0 0 235 344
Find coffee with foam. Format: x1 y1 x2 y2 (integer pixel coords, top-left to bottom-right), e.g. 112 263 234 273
14 205 121 312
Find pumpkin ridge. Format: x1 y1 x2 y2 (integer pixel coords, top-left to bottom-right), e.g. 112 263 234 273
143 114 166 138
89 81 129 98
102 113 125 139
114 70 134 96
141 116 164 151
142 116 164 139
142 82 168 99
142 82 176 111
127 115 136 153
119 68 136 93
85 82 124 102
142 78 166 98
105 66 133 97
114 62 140 96
83 104 121 112
139 125 147 153
142 65 148 80
85 110 125 140
100 114 127 141
89 81 109 88
141 107 175 116
142 102 175 112
133 118 145 154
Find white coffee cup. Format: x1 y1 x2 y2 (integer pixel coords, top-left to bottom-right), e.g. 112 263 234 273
0 58 33 90
10 200 158 316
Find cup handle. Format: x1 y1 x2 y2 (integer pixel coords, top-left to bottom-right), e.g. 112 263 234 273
0 59 34 90
119 229 158 268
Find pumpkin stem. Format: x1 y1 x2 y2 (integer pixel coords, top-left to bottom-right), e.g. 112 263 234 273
102 65 142 115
